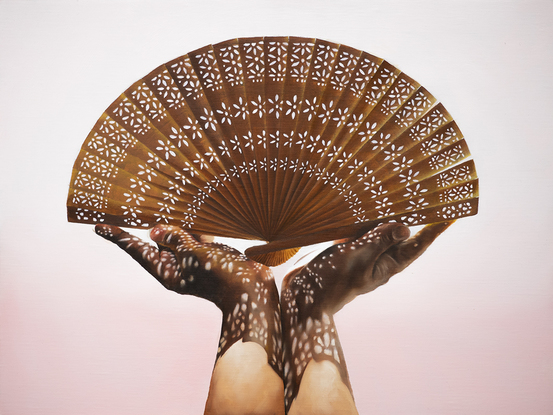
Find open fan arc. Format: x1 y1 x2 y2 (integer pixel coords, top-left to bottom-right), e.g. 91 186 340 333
67 36 479 266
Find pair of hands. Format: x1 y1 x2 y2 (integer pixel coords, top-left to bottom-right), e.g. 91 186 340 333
95 221 452 312
95 221 451 415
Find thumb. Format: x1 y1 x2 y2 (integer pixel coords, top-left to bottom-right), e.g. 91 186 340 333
359 222 411 256
373 220 454 281
336 222 410 281
386 220 454 271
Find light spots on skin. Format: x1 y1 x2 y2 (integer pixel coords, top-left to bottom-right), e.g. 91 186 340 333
100 223 402 407
218 278 283 377
96 224 284 379
96 223 407 413
281 229 388 410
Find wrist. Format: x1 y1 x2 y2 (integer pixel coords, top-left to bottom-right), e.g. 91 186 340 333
281 264 355 410
217 278 283 377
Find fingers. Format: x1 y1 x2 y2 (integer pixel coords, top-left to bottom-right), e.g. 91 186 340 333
94 223 125 241
95 224 150 256
150 224 199 253
151 224 245 266
95 224 179 285
349 222 411 260
374 222 411 247
389 220 454 268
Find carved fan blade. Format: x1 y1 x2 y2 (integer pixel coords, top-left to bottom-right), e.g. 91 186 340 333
67 36 478 266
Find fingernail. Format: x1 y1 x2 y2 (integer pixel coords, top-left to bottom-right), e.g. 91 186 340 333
392 225 410 241
150 227 164 242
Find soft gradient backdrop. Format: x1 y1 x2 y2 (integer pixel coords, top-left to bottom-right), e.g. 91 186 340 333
1 0 552 414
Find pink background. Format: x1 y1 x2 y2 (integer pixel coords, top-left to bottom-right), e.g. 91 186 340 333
1 0 552 413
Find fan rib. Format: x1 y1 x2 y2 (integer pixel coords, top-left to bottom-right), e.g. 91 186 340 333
163 53 266 237
274 59 400 230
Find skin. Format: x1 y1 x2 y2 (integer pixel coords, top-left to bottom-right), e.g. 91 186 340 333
281 221 453 413
95 220 451 414
95 224 285 415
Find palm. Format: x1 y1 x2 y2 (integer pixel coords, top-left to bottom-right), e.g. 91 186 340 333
95 224 271 308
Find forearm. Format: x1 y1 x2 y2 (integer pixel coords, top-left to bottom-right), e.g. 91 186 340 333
205 281 285 415
281 305 352 408
95 225 286 414
279 222 450 413
280 260 357 412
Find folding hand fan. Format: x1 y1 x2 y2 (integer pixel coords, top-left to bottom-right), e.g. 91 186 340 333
67 36 478 266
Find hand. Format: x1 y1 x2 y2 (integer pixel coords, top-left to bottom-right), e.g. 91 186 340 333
95 226 286 413
94 224 273 310
95 224 283 365
283 221 453 316
280 221 453 410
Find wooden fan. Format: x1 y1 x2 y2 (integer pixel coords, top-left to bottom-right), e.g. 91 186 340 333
67 36 478 266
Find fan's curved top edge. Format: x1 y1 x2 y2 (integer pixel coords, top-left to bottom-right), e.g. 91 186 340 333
67 36 478 265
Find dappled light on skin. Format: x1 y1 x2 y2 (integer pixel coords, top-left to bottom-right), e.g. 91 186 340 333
95 223 284 414
95 220 450 413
